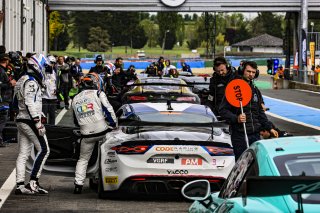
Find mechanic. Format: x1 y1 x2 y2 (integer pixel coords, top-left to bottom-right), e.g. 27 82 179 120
72 74 116 194
89 55 108 75
219 61 278 160
126 65 138 82
207 57 235 116
0 53 11 147
42 55 58 125
14 54 50 195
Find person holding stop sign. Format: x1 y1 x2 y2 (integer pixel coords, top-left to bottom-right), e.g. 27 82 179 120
219 61 278 160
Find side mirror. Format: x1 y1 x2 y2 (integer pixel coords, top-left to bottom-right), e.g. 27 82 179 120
181 180 211 201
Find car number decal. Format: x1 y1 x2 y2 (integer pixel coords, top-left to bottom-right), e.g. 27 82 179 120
147 158 174 164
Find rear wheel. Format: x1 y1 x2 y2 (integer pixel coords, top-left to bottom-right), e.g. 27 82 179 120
98 170 121 199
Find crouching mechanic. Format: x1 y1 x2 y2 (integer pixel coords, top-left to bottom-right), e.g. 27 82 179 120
14 54 50 195
72 74 116 194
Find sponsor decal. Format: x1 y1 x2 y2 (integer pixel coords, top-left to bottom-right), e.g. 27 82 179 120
155 146 198 152
167 170 188 175
212 159 216 165
147 158 174 164
104 159 117 164
292 182 320 193
181 158 202 165
105 176 118 184
107 151 116 157
105 167 118 172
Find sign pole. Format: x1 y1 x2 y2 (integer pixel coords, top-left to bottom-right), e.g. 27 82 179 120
240 101 249 148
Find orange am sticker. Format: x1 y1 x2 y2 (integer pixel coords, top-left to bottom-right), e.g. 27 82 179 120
225 79 252 107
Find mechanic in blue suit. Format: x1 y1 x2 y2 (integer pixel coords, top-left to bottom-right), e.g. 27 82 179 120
14 54 50 195
72 74 116 194
219 61 278 160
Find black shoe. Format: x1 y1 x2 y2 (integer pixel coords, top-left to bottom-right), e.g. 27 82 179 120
73 184 83 194
65 106 70 110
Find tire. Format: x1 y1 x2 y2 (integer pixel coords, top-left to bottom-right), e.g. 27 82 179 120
89 178 98 191
98 170 121 199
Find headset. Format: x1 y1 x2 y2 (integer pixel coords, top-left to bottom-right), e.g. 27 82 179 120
94 55 104 64
238 60 260 79
213 57 231 72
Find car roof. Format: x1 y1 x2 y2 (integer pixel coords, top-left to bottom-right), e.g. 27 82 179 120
127 102 214 116
253 136 320 158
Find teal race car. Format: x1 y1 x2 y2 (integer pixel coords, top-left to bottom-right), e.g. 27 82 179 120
182 136 320 213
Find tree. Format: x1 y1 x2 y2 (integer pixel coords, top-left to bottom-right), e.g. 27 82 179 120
86 27 110 52
250 12 284 38
156 12 179 50
131 25 148 49
140 19 159 48
49 11 65 50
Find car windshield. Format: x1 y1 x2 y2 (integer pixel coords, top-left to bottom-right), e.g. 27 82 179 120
274 153 320 204
137 112 214 123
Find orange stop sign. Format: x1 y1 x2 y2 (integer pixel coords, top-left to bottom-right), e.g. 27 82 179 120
225 79 252 107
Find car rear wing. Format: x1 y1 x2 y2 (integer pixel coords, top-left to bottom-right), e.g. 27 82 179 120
244 176 320 197
243 176 320 212
118 118 228 128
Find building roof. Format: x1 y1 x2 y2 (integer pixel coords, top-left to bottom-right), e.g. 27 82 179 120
232 34 283 47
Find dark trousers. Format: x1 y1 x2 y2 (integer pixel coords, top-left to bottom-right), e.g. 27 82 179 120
231 131 260 161
59 83 70 107
42 99 57 125
0 110 8 143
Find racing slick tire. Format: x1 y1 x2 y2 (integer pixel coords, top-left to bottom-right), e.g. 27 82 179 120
98 170 121 199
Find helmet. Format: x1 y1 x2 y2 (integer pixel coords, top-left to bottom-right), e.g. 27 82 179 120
27 54 46 83
47 55 56 65
8 51 22 67
105 62 115 74
80 73 103 91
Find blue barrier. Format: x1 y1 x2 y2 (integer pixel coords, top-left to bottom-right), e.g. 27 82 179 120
81 60 206 70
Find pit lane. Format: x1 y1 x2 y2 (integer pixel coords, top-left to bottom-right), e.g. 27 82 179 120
1 83 320 212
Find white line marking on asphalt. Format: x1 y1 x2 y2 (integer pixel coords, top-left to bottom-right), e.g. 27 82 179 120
0 169 16 208
295 89 320 95
266 111 320 131
263 95 320 112
0 108 67 209
55 108 68 124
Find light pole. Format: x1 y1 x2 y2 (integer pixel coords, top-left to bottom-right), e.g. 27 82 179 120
162 30 170 54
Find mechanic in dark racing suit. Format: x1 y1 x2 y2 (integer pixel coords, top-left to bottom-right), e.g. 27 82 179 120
14 54 50 195
219 61 278 160
72 74 116 194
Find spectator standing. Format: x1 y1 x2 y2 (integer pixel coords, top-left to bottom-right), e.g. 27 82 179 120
56 56 71 109
71 58 83 83
42 56 58 125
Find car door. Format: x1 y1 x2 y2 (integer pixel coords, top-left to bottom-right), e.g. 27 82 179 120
4 121 100 177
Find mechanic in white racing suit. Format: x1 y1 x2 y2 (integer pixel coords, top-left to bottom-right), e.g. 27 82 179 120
72 73 116 194
14 54 50 195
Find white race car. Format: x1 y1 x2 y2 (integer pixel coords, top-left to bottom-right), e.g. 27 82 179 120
98 102 234 198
